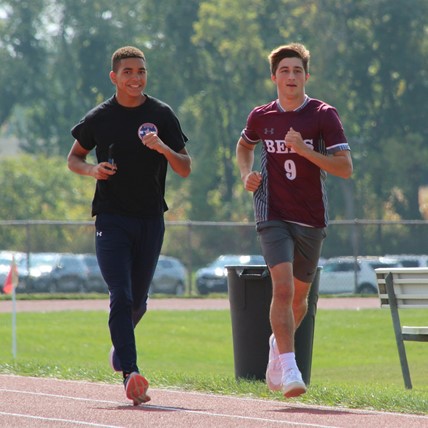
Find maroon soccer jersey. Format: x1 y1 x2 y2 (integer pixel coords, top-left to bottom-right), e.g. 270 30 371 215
241 97 350 228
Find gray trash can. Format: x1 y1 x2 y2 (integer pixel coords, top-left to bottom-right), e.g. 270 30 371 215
227 265 321 384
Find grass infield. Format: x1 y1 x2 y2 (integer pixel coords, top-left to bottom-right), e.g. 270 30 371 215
0 305 427 414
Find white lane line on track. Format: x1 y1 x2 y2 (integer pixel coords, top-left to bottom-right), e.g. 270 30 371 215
156 388 428 422
0 388 336 428
3 377 428 426
0 411 123 428
147 406 338 427
0 388 120 405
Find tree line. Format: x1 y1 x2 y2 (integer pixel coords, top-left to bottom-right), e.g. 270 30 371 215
0 0 427 255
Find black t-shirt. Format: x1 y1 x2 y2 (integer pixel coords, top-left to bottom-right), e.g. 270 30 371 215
71 95 188 217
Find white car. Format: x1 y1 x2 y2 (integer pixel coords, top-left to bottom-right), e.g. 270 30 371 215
385 254 428 268
319 256 401 295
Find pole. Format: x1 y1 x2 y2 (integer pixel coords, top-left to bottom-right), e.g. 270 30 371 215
12 283 17 359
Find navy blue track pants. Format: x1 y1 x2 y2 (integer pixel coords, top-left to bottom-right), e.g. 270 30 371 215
95 212 165 374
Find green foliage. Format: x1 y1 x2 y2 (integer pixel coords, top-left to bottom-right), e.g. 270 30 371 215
0 307 427 413
0 0 427 256
0 155 93 221
188 0 269 220
0 0 46 124
0 154 94 251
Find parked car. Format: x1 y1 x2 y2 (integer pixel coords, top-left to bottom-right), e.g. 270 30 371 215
150 255 187 295
319 256 401 295
196 254 265 295
78 253 108 293
20 252 89 293
385 254 428 267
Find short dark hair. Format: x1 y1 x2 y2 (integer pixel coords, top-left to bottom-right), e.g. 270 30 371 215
268 43 310 75
111 46 145 72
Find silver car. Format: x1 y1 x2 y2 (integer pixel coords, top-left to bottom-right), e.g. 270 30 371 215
150 255 187 295
78 253 108 293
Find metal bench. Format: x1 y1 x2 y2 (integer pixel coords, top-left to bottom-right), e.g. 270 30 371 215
375 267 428 389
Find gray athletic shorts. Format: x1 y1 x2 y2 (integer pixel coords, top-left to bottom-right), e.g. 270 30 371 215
256 220 326 283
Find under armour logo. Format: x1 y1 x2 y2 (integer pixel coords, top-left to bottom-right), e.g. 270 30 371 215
96 231 102 237
264 128 274 135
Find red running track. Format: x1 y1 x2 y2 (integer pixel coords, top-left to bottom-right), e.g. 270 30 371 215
1 374 428 428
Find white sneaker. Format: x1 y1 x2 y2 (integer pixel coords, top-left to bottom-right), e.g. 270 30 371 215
265 334 282 391
282 368 307 398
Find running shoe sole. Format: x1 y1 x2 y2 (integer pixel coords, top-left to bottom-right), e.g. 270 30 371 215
125 372 151 405
283 381 307 398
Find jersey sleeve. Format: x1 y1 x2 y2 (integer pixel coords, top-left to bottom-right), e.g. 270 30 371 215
241 109 262 145
322 107 350 154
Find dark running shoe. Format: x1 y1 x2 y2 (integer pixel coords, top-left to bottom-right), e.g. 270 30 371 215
109 346 122 372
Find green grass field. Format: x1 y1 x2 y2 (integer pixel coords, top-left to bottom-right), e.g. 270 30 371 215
0 306 427 414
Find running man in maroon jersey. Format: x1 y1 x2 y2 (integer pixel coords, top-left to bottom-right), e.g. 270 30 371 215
236 43 353 398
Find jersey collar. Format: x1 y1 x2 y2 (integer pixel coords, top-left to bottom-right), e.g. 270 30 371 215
277 95 309 112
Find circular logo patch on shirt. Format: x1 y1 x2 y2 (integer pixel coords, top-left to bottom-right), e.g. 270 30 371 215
138 123 158 139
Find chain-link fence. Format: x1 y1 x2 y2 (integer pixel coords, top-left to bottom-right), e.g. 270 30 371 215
1 219 428 294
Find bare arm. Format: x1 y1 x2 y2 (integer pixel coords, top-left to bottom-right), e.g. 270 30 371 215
141 132 191 178
285 127 353 179
67 140 116 180
236 137 262 192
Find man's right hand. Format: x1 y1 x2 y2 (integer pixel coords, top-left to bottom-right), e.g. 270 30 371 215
92 162 117 180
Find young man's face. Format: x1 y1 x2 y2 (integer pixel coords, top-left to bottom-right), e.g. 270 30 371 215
271 57 309 98
109 57 147 102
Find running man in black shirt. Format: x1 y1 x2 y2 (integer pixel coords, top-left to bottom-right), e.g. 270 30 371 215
68 46 191 405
